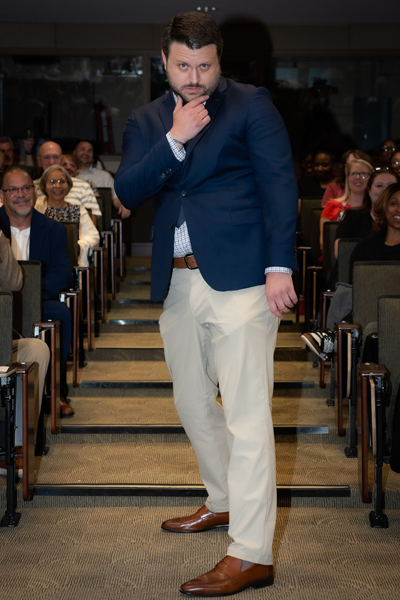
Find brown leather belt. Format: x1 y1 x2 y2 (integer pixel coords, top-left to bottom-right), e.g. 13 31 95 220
173 254 198 270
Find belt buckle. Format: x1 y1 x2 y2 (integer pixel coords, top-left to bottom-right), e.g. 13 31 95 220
184 253 198 270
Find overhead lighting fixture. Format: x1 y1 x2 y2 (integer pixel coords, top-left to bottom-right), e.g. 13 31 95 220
195 7 218 13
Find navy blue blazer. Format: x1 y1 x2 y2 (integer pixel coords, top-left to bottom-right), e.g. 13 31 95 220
115 77 298 301
0 206 73 301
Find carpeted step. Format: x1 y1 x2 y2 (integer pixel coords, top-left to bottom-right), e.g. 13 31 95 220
89 331 307 362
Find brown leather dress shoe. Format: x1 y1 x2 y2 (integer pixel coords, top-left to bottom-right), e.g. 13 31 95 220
161 505 229 533
180 556 274 597
60 398 75 418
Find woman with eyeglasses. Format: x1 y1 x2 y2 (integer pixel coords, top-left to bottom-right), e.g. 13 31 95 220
319 159 373 249
333 167 398 258
35 165 99 266
321 149 371 207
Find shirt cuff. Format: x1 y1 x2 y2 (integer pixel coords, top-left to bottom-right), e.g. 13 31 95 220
265 267 293 276
166 132 186 162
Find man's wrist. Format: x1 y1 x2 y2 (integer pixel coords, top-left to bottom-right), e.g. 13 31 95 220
265 267 293 276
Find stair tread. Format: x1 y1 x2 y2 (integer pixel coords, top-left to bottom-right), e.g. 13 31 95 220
60 394 334 428
94 332 305 350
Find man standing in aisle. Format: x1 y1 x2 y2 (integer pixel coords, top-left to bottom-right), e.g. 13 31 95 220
115 12 298 597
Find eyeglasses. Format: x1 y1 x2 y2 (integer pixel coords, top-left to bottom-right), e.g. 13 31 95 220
381 146 397 152
349 172 370 179
47 178 67 186
1 184 34 197
391 160 400 166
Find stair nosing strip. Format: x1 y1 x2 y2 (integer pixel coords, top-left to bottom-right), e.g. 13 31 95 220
34 483 351 498
59 424 329 435
79 381 315 389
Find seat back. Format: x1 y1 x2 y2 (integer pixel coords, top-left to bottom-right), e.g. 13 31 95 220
97 187 113 232
13 261 42 339
0 292 13 365
61 221 79 268
300 197 322 247
309 207 323 265
353 262 400 329
322 221 338 285
337 238 361 284
378 295 400 435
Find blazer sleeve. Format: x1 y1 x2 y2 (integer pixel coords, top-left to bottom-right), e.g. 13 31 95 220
77 205 100 267
114 112 183 208
245 87 298 270
44 221 73 301
0 231 23 292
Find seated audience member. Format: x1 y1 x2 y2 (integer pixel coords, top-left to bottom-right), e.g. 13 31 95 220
0 230 50 476
62 154 99 196
0 167 74 417
334 167 397 258
390 151 400 178
297 151 336 199
0 148 5 180
34 141 101 226
320 159 373 249
377 139 398 167
321 149 371 207
297 152 315 182
74 141 131 219
36 165 100 267
302 182 400 359
0 135 38 182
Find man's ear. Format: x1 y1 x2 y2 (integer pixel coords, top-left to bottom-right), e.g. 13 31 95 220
37 155 42 168
161 50 167 71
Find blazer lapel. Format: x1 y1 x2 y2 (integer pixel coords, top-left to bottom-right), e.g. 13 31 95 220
158 92 175 134
29 210 45 260
185 77 227 161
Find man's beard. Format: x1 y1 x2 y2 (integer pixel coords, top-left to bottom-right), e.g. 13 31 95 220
166 67 221 105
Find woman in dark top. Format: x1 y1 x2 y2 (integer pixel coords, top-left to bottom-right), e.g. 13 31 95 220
298 151 337 199
349 181 400 280
334 167 397 258
303 182 400 359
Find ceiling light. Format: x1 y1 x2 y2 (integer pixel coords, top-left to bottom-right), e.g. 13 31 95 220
195 7 218 13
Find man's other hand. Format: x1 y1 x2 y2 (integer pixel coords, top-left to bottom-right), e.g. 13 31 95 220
170 95 210 145
113 197 131 219
265 272 298 319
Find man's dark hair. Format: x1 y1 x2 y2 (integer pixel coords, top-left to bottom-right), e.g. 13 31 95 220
74 140 94 151
161 12 224 60
0 136 13 146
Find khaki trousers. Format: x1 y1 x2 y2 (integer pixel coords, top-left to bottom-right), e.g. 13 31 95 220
159 268 279 565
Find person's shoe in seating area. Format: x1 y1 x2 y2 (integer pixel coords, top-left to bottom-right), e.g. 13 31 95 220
0 447 23 477
301 328 336 360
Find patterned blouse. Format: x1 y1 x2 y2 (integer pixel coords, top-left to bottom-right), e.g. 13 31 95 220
45 203 81 224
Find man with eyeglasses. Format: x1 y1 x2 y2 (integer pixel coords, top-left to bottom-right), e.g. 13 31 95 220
0 166 74 417
390 151 400 178
0 226 50 477
379 139 398 166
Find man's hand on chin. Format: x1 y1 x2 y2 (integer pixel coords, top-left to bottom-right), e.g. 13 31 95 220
265 272 298 319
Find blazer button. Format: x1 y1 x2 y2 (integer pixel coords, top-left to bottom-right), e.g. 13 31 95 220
181 190 186 196
169 223 174 229
160 173 166 180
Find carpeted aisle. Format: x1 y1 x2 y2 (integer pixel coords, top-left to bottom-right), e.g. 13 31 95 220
1 506 400 600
